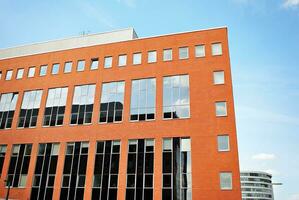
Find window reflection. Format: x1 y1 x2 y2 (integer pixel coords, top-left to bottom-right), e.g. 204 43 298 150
0 92 18 129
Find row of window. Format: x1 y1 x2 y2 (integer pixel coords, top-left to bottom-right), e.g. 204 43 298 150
0 43 223 81
0 136 232 200
0 73 227 130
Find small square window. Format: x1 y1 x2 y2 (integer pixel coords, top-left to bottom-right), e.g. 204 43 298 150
133 53 142 65
215 102 227 117
213 71 225 85
118 55 127 67
163 138 172 151
19 174 27 187
163 49 172 61
179 47 189 59
64 62 72 73
218 135 230 151
104 56 113 68
40 65 47 76
181 138 191 152
90 58 99 70
52 63 60 75
77 60 85 72
212 43 223 56
148 51 157 63
195 45 205 57
16 68 24 79
220 172 232 190
28 67 36 78
5 70 13 80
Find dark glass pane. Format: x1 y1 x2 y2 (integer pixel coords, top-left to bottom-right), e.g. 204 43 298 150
163 152 172 173
62 176 70 187
127 154 136 173
20 109 26 117
112 143 120 153
146 113 155 120
93 175 102 187
129 144 137 153
136 174 143 188
144 174 153 187
58 106 65 114
163 112 172 119
57 115 64 125
107 110 114 123
44 107 52 115
79 155 87 174
6 118 12 128
50 114 57 126
114 110 122 122
92 189 101 200
76 188 84 200
99 111 107 123
136 189 143 200
49 156 58 174
43 115 51 126
18 117 25 128
70 114 78 124
108 188 117 200
45 188 54 200
145 153 154 173
77 175 85 187
144 189 153 200
94 155 103 174
137 153 144 174
8 157 17 174
163 174 171 187
162 189 172 200
97 142 104 153
84 112 92 123
115 102 123 110
48 175 55 186
103 154 111 174
52 107 58 115
86 104 93 112
63 155 72 174
137 140 144 153
101 188 108 200
125 189 135 200
109 174 118 187
110 154 119 174
78 112 84 124
139 113 146 121
30 188 39 200
24 109 32 128
32 108 39 116
21 156 30 173
35 156 44 174
0 157 4 175
8 111 14 118
71 105 79 113
60 188 68 200
100 103 108 111
181 152 191 173
30 116 37 127
130 114 138 121
127 175 135 187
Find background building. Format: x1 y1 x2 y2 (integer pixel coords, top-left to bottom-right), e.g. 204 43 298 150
241 171 274 200
0 27 241 200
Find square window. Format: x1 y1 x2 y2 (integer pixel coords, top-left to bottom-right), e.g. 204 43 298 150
218 135 230 151
179 47 189 59
28 67 36 77
213 71 225 85
220 172 232 190
16 68 24 79
90 58 99 70
212 43 223 56
133 53 142 65
19 174 27 187
148 51 157 63
195 45 205 57
64 62 72 73
215 102 227 117
104 56 113 68
163 49 172 61
163 139 172 151
118 54 127 67
52 63 60 75
40 65 47 76
181 138 191 152
5 70 13 80
77 60 85 72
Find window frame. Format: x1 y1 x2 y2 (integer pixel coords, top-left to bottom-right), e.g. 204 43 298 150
64 61 72 73
39 65 48 76
163 49 173 61
212 42 223 56
220 172 233 190
5 70 13 80
133 52 142 65
118 54 127 67
51 63 60 75
28 67 36 78
213 71 225 85
217 135 230 152
195 44 206 58
77 60 85 72
147 50 157 63
90 58 99 70
215 101 228 117
179 47 189 60
16 68 24 80
104 56 113 69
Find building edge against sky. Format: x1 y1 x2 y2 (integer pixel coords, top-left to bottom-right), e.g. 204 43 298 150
0 27 241 199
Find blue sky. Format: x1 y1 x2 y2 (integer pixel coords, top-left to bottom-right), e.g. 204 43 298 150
1 0 299 199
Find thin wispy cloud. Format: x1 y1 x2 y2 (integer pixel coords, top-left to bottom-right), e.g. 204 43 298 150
117 0 136 8
283 0 299 8
252 153 276 160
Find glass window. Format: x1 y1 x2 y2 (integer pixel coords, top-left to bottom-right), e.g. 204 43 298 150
195 45 205 57
163 49 172 61
220 172 232 190
77 60 85 72
28 67 36 78
133 53 142 65
0 145 7 176
148 51 157 63
19 175 27 187
130 78 156 121
0 92 19 129
39 65 47 76
104 56 113 68
90 58 99 70
64 61 72 73
5 70 13 80
99 81 125 123
213 71 225 85
212 43 223 56
163 75 190 119
0 71 2 80
16 69 24 79
218 135 230 151
179 47 189 59
52 63 60 75
118 54 127 67
215 101 227 117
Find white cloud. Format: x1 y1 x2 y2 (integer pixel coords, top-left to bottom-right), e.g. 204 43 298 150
263 169 280 176
283 0 299 8
117 0 136 8
252 153 276 160
289 193 299 200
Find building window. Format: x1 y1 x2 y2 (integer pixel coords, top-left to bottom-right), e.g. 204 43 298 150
51 63 59 75
104 56 113 68
0 145 7 176
43 87 68 127
90 58 99 70
0 71 2 80
16 68 24 79
195 45 205 57
60 142 89 200
0 92 19 129
70 84 95 125
31 143 60 200
133 53 142 65
220 172 232 190
130 78 156 121
118 54 127 67
18 90 43 128
163 75 190 119
99 81 125 123
212 43 223 56
215 101 227 117
126 139 155 200
148 51 157 63
179 47 189 59
40 65 48 76
92 140 121 200
218 135 230 151
77 60 85 72
213 71 225 85
162 138 192 200
163 49 172 61
6 144 32 188
28 67 36 78
5 70 13 80
64 62 72 73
